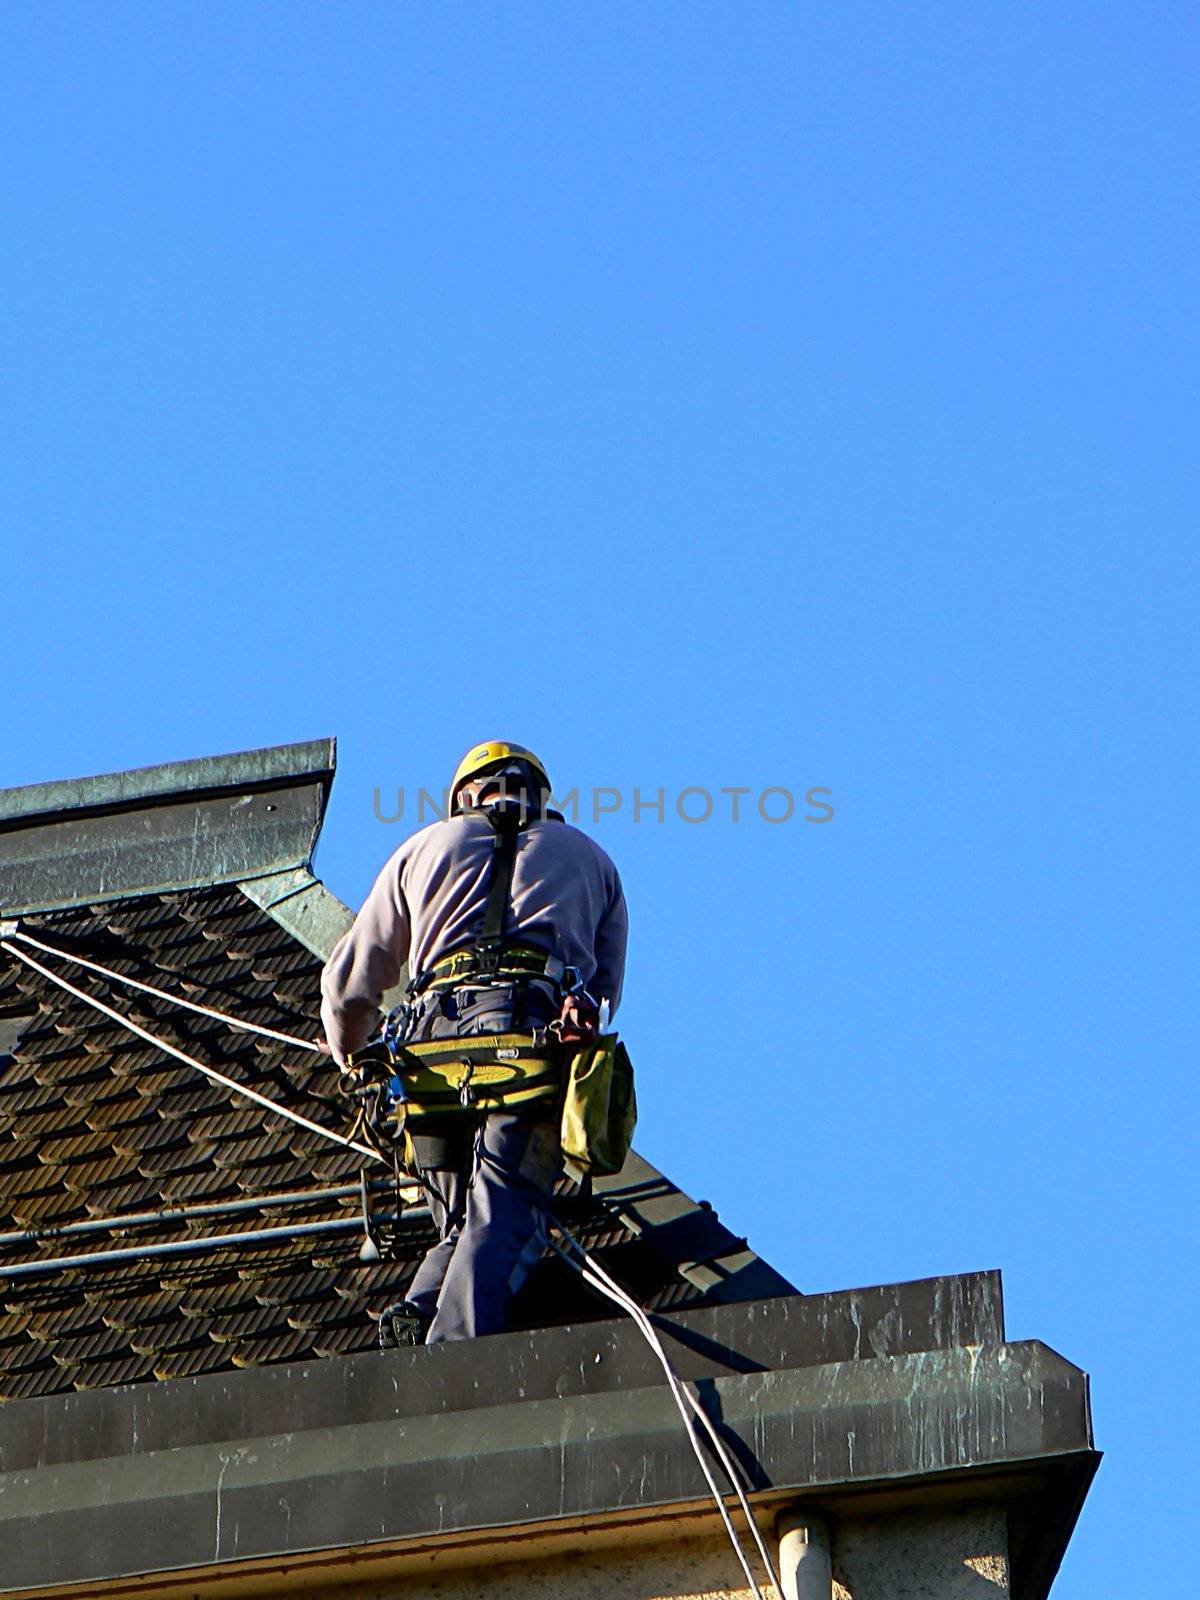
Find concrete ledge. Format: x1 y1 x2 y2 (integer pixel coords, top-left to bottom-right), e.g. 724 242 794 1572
0 1338 1093 1595
0 1274 1003 1473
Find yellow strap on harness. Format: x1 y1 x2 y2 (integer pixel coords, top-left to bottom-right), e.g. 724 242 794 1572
389 1033 565 1120
419 941 564 992
354 1029 637 1182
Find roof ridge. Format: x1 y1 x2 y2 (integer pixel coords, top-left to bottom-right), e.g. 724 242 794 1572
0 738 336 829
0 741 337 917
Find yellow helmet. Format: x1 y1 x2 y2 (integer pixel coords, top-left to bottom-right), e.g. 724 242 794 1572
449 741 551 814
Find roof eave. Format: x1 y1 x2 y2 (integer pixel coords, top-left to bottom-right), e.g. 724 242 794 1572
0 1282 1094 1600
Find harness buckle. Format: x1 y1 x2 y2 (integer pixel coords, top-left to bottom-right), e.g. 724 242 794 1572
382 1003 412 1051
471 941 503 980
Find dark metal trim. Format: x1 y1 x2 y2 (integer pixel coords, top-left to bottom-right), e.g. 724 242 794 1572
0 1328 1095 1599
0 1273 1007 1473
0 1180 414 1250
0 739 337 914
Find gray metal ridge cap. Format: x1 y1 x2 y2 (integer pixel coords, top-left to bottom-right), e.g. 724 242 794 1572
0 738 337 829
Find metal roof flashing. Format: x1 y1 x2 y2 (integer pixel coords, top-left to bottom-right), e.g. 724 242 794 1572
0 740 337 829
0 740 336 916
0 1277 1097 1600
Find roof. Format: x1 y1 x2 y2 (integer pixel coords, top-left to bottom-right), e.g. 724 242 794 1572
0 740 1099 1600
0 740 794 1403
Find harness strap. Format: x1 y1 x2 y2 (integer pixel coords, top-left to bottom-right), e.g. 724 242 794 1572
416 943 566 993
396 1035 556 1068
405 806 559 1000
388 1032 565 1116
477 804 522 954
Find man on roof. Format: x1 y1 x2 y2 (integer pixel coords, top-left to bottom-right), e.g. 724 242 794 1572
320 741 628 1348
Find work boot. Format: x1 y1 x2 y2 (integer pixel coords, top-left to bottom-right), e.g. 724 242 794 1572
378 1301 427 1349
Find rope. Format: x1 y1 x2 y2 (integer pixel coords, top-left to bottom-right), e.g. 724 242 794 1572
0 939 383 1165
552 1225 782 1599
5 928 322 1052
2 931 775 1587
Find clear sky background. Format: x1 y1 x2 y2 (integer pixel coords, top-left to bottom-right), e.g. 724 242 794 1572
2 4 1196 1593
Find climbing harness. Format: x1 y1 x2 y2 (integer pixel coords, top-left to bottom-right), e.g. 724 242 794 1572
397 800 586 1032
409 942 573 994
0 920 770 1597
344 801 635 1177
378 1031 565 1116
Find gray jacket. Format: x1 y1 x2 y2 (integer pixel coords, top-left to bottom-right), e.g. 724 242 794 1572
320 812 628 1065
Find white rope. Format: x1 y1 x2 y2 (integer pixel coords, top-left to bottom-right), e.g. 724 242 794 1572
552 1225 781 1599
563 1245 768 1598
0 940 384 1165
7 928 323 1053
3 930 775 1586
567 1234 781 1593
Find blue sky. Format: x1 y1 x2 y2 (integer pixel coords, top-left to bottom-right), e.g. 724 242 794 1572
2 4 1196 1592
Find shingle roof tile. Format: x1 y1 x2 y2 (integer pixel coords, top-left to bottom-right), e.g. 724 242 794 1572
83 1098 162 1133
54 1155 143 1190
0 1083 67 1114
97 1290 187 1329
0 1362 79 1401
250 1267 342 1306
7 1188 89 1226
82 1177 168 1215
73 1352 159 1389
229 1328 315 1367
35 1131 120 1165
207 1305 292 1343
62 1075 139 1109
152 1346 231 1381
48 1324 139 1366
178 1282 263 1316
157 1168 243 1203
310 1324 378 1358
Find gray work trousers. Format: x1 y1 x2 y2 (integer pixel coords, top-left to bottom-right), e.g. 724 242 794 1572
405 1113 562 1343
401 981 563 1344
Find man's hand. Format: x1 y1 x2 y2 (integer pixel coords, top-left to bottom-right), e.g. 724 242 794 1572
317 1037 363 1088
553 994 600 1043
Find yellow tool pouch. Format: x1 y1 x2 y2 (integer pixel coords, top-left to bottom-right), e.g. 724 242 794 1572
559 1033 637 1182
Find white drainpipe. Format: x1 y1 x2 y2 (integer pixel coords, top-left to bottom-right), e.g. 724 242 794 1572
777 1511 832 1600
